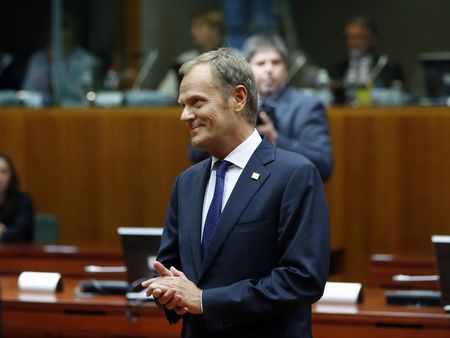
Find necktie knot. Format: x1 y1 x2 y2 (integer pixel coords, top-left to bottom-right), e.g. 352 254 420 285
215 160 231 178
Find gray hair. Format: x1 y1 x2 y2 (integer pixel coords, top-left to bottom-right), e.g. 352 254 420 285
242 35 290 66
179 48 258 125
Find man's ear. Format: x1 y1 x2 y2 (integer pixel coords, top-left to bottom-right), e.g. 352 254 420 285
233 85 248 113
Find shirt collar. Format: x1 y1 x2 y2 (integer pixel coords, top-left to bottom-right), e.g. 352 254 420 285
211 129 262 170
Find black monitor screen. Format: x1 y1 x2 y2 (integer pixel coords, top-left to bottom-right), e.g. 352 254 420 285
421 52 450 99
117 227 163 291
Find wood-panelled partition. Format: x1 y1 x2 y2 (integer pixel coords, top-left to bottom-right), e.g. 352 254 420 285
1 106 449 282
326 106 450 281
0 107 191 246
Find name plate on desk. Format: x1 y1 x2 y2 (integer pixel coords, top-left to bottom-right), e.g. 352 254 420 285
18 272 63 292
318 282 363 304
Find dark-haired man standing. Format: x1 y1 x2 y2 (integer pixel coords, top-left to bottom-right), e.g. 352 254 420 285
143 48 329 338
242 35 333 181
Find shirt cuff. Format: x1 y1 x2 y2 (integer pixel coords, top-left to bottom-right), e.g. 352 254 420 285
200 290 204 313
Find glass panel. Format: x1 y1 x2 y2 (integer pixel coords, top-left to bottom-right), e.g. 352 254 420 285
1 1 450 107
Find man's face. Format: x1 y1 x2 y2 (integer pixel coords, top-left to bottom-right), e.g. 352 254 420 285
249 48 288 97
179 64 240 156
345 23 374 56
0 158 11 196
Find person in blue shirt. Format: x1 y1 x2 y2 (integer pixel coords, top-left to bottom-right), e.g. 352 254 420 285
0 153 34 242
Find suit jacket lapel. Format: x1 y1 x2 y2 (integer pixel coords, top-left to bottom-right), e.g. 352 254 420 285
186 159 211 282
198 138 275 281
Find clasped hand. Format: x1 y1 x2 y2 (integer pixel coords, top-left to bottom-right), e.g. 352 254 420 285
142 261 202 315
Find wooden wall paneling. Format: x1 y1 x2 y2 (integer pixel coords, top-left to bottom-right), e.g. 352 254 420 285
0 107 190 247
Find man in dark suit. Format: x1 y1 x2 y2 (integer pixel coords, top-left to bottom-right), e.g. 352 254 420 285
142 48 329 338
244 35 333 181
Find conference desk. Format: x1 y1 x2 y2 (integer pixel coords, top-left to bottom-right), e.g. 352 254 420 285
1 276 181 338
2 276 449 338
313 288 450 338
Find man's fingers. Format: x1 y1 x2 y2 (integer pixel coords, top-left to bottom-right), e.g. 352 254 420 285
156 288 176 305
153 261 173 277
141 278 156 287
174 306 189 315
165 293 183 310
147 287 162 298
170 266 187 279
145 283 170 298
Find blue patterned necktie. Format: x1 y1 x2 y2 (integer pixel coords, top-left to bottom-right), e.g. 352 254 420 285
201 160 231 261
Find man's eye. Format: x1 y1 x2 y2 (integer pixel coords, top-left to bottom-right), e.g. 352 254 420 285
192 98 203 106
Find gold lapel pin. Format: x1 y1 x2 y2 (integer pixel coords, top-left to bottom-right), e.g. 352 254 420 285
251 172 260 180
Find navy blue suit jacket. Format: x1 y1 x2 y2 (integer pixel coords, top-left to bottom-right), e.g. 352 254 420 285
158 138 330 338
189 87 333 181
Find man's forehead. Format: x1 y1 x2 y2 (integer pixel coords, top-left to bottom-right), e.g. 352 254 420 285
180 65 219 94
181 64 212 85
251 48 284 62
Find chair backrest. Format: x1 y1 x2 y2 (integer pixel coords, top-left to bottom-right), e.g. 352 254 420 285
34 213 60 243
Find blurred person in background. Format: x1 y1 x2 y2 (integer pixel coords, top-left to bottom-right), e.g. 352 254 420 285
158 9 225 100
0 153 34 243
190 35 333 181
329 16 405 103
22 19 96 105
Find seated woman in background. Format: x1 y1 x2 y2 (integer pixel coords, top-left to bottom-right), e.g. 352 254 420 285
0 153 34 242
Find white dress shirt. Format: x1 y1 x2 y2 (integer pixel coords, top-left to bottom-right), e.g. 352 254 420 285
201 129 262 238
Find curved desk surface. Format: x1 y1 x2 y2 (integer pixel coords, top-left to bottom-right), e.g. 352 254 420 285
2 276 449 338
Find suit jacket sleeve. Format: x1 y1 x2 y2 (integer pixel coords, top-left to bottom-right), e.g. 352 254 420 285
275 100 333 181
156 175 184 325
201 163 330 332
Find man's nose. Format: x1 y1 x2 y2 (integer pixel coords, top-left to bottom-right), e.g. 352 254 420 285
180 106 195 122
263 62 273 74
